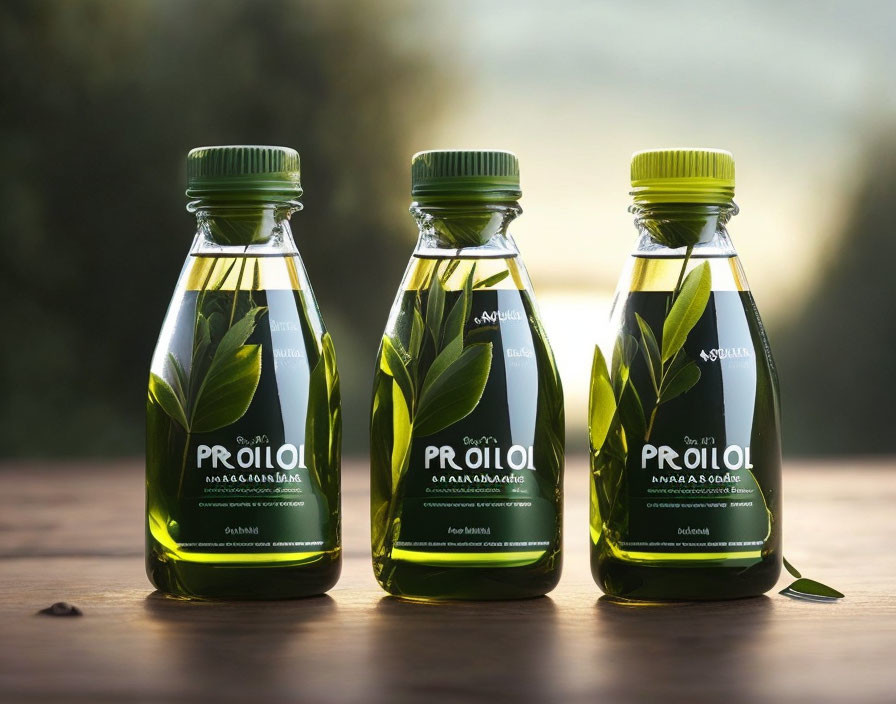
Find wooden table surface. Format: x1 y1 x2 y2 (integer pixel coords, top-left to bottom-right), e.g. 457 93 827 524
1 458 894 703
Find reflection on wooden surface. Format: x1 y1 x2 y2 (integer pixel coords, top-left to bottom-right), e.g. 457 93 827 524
0 459 894 702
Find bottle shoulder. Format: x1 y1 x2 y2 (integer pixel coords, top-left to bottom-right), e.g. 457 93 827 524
399 254 528 293
150 249 329 369
619 253 751 294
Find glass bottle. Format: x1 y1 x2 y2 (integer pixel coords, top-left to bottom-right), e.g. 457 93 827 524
589 148 782 600
370 150 564 600
146 145 341 599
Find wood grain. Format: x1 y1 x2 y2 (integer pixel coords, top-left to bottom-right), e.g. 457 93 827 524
1 458 894 703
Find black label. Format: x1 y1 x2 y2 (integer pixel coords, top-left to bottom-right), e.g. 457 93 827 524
619 291 776 555
151 289 336 555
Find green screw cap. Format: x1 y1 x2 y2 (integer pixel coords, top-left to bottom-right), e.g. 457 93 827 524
411 150 521 201
631 148 734 204
186 145 302 200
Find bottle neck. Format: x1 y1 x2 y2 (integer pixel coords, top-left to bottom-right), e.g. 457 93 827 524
410 201 521 257
630 202 739 256
189 199 302 249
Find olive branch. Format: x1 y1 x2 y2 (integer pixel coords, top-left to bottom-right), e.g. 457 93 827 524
371 262 503 561
148 262 267 497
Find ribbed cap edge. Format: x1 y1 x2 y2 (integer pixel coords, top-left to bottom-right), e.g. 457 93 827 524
186 145 302 198
411 150 521 199
630 148 734 204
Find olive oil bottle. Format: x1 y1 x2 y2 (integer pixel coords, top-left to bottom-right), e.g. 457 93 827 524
589 149 782 600
371 150 564 600
146 146 341 599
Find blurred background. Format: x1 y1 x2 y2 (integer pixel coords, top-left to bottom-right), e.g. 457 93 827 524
2 0 895 459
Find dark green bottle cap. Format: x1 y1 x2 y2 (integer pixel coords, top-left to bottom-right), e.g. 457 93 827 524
411 150 521 201
186 145 302 200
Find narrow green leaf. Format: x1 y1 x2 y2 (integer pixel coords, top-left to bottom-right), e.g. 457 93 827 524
441 265 476 347
473 270 509 289
659 361 701 403
589 346 617 452
635 314 661 395
780 578 844 601
611 333 638 396
589 469 600 543
391 380 412 487
320 333 342 467
207 259 236 291
167 354 188 403
389 332 410 360
207 311 226 344
420 335 462 398
321 333 338 392
409 307 424 358
665 346 687 374
461 264 475 322
590 344 612 388
217 306 267 362
187 305 265 421
617 380 646 445
304 352 327 488
442 294 466 350
192 314 212 367
305 334 340 490
251 258 261 292
370 501 390 556
190 345 263 433
369 374 393 519
149 373 189 430
414 343 493 437
187 315 213 404
380 335 415 411
440 259 460 283
783 556 802 579
661 261 711 362
425 270 445 348
328 402 342 470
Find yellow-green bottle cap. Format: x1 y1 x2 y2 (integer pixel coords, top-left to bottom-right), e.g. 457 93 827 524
186 145 302 200
631 148 734 204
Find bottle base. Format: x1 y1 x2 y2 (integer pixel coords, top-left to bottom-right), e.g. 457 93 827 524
146 547 341 600
374 554 562 601
592 551 781 601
